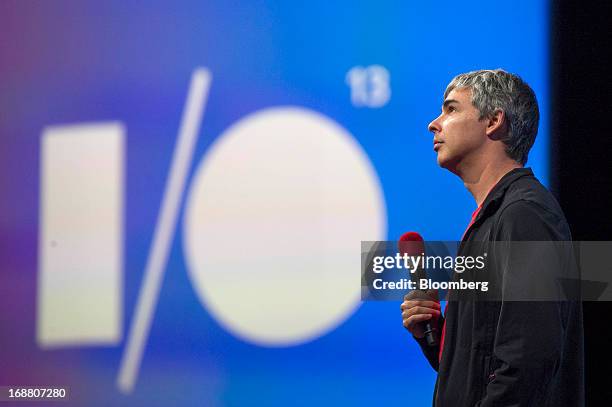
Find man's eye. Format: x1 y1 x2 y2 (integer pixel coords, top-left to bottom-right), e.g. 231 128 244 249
448 106 456 112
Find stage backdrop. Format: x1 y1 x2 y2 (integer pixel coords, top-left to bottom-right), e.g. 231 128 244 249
0 1 548 406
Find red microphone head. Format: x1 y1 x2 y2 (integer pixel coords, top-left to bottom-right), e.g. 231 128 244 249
399 231 425 255
399 231 423 242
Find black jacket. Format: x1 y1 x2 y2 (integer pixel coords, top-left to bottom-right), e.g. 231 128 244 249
415 168 584 406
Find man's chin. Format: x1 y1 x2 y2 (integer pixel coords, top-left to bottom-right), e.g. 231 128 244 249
437 154 458 172
437 153 449 168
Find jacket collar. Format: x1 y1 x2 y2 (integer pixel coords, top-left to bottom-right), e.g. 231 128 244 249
467 167 534 233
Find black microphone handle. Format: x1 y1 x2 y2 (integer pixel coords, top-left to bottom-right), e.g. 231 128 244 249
424 321 438 347
413 269 439 347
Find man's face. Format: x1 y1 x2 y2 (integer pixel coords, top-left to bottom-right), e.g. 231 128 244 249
427 88 488 171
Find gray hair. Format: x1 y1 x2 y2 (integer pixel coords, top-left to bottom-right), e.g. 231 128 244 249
444 69 539 165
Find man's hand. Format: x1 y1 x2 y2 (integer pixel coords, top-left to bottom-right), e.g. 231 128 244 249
400 290 441 338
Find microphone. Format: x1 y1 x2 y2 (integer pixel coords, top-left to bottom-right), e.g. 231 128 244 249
399 232 439 347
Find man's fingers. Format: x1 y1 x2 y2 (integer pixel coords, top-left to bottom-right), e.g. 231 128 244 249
400 300 440 311
402 306 440 319
400 291 441 336
402 313 433 329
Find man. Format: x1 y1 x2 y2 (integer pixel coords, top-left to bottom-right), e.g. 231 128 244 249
401 70 584 406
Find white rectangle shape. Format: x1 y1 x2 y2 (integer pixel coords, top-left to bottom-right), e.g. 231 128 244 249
38 122 124 348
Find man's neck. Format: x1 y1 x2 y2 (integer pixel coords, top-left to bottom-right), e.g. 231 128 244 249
458 159 523 207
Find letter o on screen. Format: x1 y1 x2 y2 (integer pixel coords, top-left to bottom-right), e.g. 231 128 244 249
183 106 386 346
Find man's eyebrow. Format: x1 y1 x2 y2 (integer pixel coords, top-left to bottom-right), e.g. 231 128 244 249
442 99 459 109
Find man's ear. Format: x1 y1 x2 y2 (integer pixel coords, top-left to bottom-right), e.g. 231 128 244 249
485 109 507 140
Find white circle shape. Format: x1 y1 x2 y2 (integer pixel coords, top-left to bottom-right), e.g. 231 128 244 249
183 106 386 346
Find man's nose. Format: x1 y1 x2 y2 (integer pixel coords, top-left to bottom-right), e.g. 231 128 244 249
428 115 441 134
